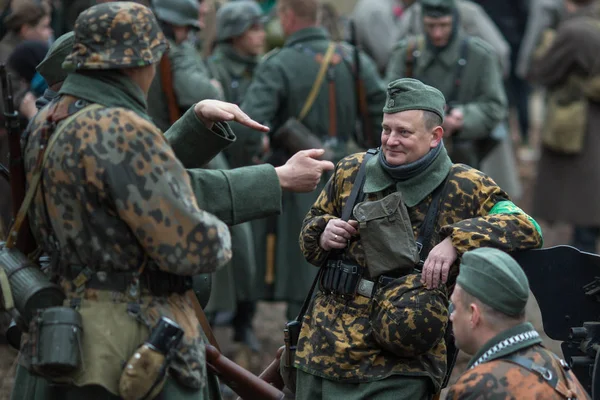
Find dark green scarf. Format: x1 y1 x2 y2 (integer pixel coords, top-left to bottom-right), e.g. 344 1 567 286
363 144 452 207
59 71 149 120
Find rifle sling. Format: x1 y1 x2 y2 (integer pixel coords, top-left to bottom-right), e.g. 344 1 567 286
186 290 221 352
5 104 102 248
295 148 378 322
159 54 182 126
298 43 336 122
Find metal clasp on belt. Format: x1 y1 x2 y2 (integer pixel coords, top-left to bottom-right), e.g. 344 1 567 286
356 278 375 298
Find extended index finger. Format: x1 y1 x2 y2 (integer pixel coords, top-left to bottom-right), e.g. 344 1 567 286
230 107 269 132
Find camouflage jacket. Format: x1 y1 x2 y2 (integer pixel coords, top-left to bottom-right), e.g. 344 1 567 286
20 71 232 393
296 152 542 389
447 323 591 399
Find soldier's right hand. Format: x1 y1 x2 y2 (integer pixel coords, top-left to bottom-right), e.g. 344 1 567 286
319 218 359 251
275 149 334 192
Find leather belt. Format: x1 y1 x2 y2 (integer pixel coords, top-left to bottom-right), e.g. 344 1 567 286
356 275 396 298
66 265 192 296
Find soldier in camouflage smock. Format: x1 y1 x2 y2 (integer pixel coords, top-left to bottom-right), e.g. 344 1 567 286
447 248 590 400
295 79 542 399
9 2 270 399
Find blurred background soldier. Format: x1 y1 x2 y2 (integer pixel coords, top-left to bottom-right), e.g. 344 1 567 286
235 0 386 321
517 0 565 81
386 0 507 170
529 0 600 254
351 0 412 74
471 0 532 160
203 0 267 370
395 0 510 76
147 0 222 132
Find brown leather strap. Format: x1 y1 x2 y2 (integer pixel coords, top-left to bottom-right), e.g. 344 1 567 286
186 289 221 352
299 42 336 121
328 80 337 138
5 104 101 249
159 54 181 126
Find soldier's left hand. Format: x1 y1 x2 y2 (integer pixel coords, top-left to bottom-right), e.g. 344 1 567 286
421 237 457 289
194 100 269 132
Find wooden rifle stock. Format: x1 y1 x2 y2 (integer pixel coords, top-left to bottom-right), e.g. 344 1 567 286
205 344 285 400
0 65 34 252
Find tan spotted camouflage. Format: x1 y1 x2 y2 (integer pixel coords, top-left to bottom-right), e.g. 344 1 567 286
62 2 169 71
19 95 232 390
447 345 591 399
296 152 543 390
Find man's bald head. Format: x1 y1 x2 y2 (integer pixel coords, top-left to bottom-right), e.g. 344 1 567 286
278 0 319 24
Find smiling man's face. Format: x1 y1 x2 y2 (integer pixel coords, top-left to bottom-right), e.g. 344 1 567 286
381 109 442 165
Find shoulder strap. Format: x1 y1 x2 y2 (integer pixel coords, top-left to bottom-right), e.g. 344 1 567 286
446 38 470 105
298 42 336 121
295 149 378 322
501 353 578 399
416 172 451 266
5 104 102 248
341 148 378 221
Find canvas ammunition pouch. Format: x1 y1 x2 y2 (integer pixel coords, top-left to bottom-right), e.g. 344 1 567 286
354 192 419 279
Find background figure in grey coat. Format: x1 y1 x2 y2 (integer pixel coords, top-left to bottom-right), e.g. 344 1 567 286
351 0 411 74
395 0 511 76
529 0 600 254
516 0 565 80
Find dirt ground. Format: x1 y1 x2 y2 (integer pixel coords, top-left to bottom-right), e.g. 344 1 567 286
0 92 576 399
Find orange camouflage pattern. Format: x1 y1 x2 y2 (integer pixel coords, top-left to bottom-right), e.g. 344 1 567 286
62 2 169 71
19 95 231 390
447 345 591 400
296 152 543 389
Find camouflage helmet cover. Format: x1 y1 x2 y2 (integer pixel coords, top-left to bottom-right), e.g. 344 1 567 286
152 0 201 29
370 274 448 357
216 0 265 42
63 1 169 71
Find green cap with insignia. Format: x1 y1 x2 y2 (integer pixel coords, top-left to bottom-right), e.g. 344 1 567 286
457 248 530 317
421 0 456 17
383 78 445 121
36 31 75 86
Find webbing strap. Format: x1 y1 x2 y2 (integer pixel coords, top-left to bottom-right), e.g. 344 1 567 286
298 43 336 121
5 104 102 248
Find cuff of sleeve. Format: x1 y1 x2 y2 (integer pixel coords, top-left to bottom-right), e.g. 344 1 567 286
227 164 282 225
165 106 236 168
302 215 337 266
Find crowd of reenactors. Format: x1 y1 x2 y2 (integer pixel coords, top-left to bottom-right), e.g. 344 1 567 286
0 0 597 399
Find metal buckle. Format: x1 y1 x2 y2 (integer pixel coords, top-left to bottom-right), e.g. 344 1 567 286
356 278 375 298
416 241 423 254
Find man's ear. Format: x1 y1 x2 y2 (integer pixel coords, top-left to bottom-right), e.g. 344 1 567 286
430 125 444 148
469 303 481 328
